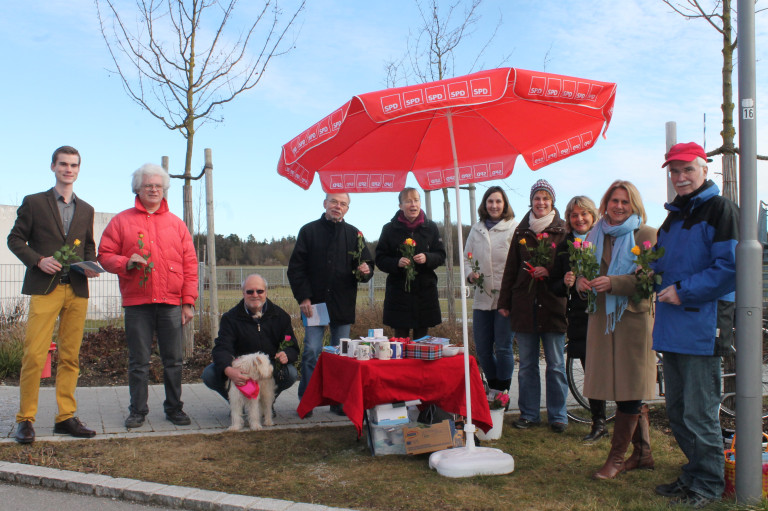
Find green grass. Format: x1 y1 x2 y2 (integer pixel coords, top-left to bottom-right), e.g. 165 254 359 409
0 405 765 511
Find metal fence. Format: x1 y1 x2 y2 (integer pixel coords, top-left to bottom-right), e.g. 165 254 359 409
0 264 123 331
1 264 471 332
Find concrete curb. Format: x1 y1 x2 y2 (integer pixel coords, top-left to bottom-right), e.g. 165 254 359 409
0 461 357 511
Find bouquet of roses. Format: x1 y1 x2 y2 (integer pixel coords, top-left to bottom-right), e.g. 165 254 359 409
399 238 418 292
44 239 82 293
348 231 368 282
467 252 497 297
631 240 665 305
488 390 510 411
521 233 556 291
568 237 600 313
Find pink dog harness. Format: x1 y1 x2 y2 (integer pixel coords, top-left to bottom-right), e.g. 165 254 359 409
236 380 260 400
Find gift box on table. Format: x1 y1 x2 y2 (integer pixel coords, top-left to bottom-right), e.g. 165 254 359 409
405 343 442 360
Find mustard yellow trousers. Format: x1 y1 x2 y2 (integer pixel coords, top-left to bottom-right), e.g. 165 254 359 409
16 284 88 423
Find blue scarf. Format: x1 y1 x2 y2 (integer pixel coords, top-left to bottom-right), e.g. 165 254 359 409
586 214 641 333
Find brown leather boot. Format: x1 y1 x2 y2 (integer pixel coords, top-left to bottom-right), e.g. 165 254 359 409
624 404 654 470
593 411 639 480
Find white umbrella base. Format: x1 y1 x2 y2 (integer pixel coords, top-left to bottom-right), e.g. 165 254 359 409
429 446 515 478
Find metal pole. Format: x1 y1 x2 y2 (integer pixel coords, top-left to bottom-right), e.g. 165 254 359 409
665 122 677 203
735 0 761 502
205 149 220 341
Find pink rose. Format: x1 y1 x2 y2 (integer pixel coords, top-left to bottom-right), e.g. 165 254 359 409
642 240 652 250
573 240 582 249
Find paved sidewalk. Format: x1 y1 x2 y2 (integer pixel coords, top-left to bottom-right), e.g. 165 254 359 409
0 383 352 443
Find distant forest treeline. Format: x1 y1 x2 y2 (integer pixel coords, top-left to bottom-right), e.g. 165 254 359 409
193 223 473 266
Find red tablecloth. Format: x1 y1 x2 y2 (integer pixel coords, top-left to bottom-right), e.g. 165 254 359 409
297 353 493 436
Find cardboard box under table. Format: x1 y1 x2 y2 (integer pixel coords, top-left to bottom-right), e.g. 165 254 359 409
367 417 465 456
296 353 493 438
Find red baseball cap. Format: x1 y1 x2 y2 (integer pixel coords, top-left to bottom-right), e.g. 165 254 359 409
661 142 708 168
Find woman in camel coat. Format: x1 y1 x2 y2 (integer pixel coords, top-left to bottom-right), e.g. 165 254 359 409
577 180 657 480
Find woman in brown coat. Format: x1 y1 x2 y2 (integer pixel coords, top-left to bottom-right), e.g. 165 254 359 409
498 179 568 433
577 180 657 480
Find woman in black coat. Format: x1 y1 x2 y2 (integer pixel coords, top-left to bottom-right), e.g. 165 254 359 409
549 195 607 442
376 187 446 339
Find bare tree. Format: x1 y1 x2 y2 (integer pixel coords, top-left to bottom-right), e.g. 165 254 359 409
663 0 767 203
97 0 305 356
96 0 305 232
385 0 511 324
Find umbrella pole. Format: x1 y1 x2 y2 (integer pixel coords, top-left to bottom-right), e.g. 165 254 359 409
428 109 514 477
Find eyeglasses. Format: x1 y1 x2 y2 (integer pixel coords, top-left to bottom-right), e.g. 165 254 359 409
245 289 266 295
667 167 699 178
327 198 349 208
142 184 164 191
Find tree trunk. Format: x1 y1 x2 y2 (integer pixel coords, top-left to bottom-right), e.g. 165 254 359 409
720 0 738 204
442 188 455 324
722 153 738 204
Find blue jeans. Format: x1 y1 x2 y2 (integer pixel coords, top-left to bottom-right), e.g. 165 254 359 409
202 363 297 401
662 352 724 499
515 331 568 424
124 304 183 416
472 309 515 381
298 324 351 399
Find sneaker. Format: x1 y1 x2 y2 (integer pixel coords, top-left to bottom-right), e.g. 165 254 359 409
550 422 567 433
655 478 688 498
125 413 145 429
513 417 539 429
165 409 191 426
669 489 716 509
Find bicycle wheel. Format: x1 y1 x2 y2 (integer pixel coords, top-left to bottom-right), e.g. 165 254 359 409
566 355 616 424
719 350 768 423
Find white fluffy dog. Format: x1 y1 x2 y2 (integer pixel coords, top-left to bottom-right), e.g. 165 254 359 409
227 352 275 431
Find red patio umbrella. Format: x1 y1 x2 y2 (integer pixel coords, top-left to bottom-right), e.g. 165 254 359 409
277 67 617 477
277 67 615 192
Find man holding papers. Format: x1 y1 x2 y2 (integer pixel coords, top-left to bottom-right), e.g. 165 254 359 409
288 193 374 413
7 145 99 443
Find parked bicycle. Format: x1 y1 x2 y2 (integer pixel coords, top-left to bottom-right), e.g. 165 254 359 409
566 330 768 427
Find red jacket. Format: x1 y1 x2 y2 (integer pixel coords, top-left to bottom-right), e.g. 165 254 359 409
98 197 198 307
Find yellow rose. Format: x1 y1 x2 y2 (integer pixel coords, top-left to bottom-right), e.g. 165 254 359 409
631 245 641 256
519 238 527 245
73 239 81 247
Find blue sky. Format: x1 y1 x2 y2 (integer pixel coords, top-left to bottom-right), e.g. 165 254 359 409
1 0 766 242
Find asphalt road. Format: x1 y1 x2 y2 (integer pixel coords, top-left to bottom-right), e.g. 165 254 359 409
0 482 174 511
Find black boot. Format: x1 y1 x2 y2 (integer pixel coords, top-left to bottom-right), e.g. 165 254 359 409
583 417 608 442
583 399 609 442
495 379 512 392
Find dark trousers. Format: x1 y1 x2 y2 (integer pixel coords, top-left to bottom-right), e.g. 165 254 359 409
124 304 183 415
202 362 297 401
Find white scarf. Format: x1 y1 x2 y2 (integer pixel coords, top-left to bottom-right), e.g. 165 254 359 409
528 210 556 234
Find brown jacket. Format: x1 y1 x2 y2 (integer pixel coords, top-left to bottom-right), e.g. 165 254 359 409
497 211 567 333
7 189 95 298
583 224 657 402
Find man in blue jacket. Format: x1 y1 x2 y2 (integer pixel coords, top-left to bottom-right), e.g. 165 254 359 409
652 142 738 508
